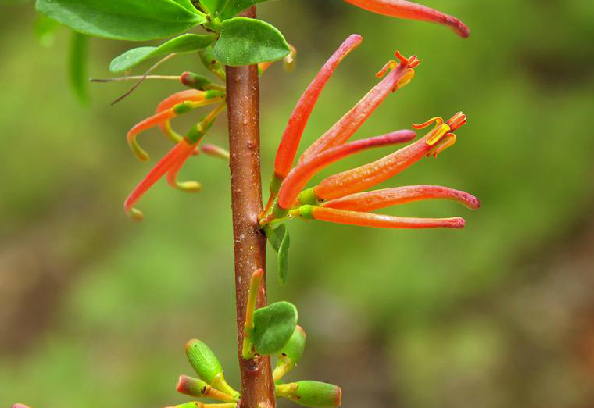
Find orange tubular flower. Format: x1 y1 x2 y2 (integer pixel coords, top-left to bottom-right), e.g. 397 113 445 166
276 130 416 211
294 206 465 229
321 185 481 211
127 89 224 161
309 112 466 202
340 0 470 38
298 52 420 164
124 139 196 221
272 35 363 190
124 103 226 220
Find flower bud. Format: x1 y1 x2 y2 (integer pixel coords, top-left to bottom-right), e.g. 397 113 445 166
185 339 223 384
277 381 341 407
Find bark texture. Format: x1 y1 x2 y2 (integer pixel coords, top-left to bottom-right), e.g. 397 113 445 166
225 7 276 408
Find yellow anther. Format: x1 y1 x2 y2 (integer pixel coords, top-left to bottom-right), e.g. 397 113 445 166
413 116 444 130
396 68 416 88
426 123 452 146
428 133 457 157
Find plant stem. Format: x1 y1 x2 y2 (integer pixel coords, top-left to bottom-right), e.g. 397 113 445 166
225 7 276 408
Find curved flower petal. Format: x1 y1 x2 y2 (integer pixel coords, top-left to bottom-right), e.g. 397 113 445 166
340 0 470 38
321 185 481 211
273 35 363 183
295 205 465 229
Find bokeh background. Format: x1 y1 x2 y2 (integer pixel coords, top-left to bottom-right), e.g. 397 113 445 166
1 1 594 407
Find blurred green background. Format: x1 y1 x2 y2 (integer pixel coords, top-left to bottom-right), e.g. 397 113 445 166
1 1 594 407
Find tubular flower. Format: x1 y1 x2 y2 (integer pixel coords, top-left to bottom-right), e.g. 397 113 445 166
307 112 467 202
127 89 225 161
276 130 415 211
339 0 470 38
272 35 363 189
124 103 226 221
293 205 466 229
298 51 420 164
322 185 481 212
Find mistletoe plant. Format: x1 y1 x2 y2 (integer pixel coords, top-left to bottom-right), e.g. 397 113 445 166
12 1 478 408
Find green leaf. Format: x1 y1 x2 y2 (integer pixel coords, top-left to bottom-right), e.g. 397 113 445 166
109 34 217 73
252 301 297 356
199 0 227 15
266 224 290 285
35 0 206 42
213 17 289 66
170 0 199 12
220 0 280 20
69 31 88 103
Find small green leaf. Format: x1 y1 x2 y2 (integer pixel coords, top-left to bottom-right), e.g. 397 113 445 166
220 0 281 20
35 0 206 42
265 224 290 285
252 301 297 356
109 34 217 73
69 31 88 103
213 17 289 66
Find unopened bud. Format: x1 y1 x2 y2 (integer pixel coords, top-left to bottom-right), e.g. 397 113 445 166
277 381 341 407
181 72 213 91
185 339 223 383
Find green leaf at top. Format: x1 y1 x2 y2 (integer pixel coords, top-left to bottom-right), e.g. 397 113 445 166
213 17 289 66
109 34 217 73
35 0 206 42
170 0 199 12
266 224 290 285
220 0 281 20
252 301 297 356
198 0 228 16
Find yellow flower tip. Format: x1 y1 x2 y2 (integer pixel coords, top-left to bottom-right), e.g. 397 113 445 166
127 133 149 161
176 181 202 192
127 207 144 222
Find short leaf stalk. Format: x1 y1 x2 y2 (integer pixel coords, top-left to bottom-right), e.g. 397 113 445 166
225 7 277 408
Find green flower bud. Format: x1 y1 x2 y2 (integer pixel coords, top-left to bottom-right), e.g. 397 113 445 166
185 339 223 383
277 381 341 407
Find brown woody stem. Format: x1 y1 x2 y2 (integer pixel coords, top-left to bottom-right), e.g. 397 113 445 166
225 7 277 408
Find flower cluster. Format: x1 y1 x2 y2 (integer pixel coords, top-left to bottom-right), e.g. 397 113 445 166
260 36 479 231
